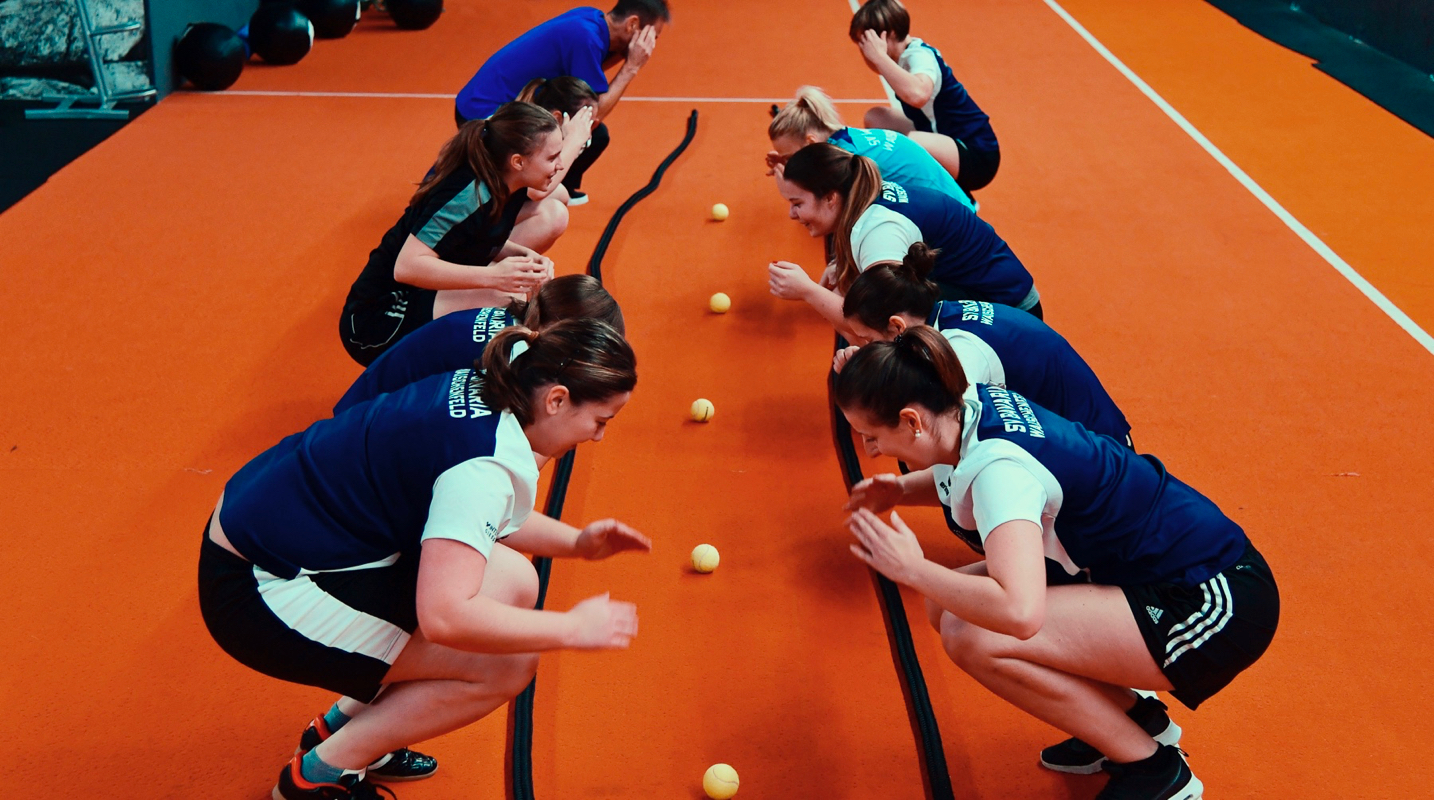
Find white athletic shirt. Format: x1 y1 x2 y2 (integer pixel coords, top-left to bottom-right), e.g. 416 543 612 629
850 202 923 269
422 410 539 560
898 38 943 128
932 385 1078 574
941 329 1005 387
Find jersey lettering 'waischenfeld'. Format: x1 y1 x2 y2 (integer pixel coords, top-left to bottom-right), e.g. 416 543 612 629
933 384 1246 587
335 307 518 415
927 300 1130 442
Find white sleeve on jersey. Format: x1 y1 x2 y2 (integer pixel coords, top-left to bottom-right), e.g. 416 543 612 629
941 329 1001 386
423 459 525 559
899 39 943 93
851 204 923 270
969 459 1048 542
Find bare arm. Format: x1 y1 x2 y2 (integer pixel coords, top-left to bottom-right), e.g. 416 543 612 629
850 510 1047 639
504 513 653 560
857 31 934 108
594 26 656 120
767 261 857 339
393 234 547 293
415 538 638 652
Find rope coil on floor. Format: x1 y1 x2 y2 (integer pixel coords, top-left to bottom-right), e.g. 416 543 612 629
828 334 957 800
507 110 699 800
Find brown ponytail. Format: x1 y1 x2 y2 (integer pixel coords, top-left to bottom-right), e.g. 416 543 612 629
783 142 882 294
834 325 967 426
480 318 636 426
517 76 599 117
506 274 625 335
842 242 941 332
411 101 558 222
768 85 845 142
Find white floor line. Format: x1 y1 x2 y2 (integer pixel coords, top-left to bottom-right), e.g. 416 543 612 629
1044 0 1434 357
203 90 889 103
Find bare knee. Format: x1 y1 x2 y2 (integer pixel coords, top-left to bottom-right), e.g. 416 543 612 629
863 106 886 129
524 198 568 253
940 614 1003 674
488 652 540 699
483 545 540 609
924 597 945 632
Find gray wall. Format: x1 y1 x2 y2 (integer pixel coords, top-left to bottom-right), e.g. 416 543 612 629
1299 0 1434 75
145 0 256 98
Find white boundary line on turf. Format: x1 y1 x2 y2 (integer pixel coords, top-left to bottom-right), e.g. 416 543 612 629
1044 0 1434 357
206 90 891 103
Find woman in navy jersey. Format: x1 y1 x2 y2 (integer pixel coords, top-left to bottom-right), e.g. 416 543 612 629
835 328 1278 799
201 320 648 800
765 85 975 211
849 0 1001 195
341 102 571 367
835 243 1128 443
768 143 1040 336
335 274 623 415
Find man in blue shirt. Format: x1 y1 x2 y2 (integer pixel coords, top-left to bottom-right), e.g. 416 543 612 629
455 0 669 204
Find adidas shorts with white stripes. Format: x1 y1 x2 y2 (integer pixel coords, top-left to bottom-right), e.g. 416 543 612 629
1124 539 1279 710
198 531 419 703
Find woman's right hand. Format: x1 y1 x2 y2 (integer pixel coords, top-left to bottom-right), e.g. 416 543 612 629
562 106 595 144
845 473 904 513
565 593 639 650
487 256 548 293
764 150 785 177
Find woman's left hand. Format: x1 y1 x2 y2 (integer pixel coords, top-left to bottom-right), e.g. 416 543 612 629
768 260 815 300
575 519 653 560
562 106 595 143
848 508 925 585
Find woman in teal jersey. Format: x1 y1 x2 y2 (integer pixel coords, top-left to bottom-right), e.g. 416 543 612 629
765 85 975 211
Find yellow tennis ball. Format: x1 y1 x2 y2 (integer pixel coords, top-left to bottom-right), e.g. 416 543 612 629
691 544 720 573
690 398 714 423
711 203 729 221
703 763 739 799
709 292 731 313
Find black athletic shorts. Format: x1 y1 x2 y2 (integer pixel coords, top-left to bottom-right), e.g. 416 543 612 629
198 529 420 703
955 139 1000 193
1125 540 1279 710
340 287 437 366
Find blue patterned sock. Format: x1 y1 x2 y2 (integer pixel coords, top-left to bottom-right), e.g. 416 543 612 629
322 702 352 734
300 748 346 785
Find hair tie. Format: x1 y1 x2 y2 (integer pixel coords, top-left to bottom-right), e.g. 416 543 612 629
892 331 906 346
480 124 490 140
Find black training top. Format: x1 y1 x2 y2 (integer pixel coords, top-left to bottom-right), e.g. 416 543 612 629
345 165 529 311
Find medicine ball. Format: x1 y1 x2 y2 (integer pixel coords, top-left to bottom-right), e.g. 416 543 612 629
174 23 246 91
300 0 360 39
387 0 442 30
247 3 315 65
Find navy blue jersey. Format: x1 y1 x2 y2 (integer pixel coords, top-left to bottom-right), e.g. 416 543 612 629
927 300 1130 441
860 182 1034 307
934 385 1246 587
221 369 538 579
335 307 518 415
897 39 997 151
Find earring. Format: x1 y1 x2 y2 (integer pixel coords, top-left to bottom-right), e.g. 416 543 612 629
914 431 922 438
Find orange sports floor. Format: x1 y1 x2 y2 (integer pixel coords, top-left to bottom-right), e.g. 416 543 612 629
2 0 1432 797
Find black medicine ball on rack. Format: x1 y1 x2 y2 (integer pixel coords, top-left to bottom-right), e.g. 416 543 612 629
174 22 246 91
246 4 315 65
300 0 360 39
387 0 443 30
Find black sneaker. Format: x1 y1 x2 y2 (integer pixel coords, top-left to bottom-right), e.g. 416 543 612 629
1096 744 1203 799
272 755 397 799
1039 696 1181 774
297 716 438 782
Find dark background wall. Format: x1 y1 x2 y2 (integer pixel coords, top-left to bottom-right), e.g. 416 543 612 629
1298 0 1434 75
144 0 257 98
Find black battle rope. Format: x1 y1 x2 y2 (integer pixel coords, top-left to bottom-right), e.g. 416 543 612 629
829 333 956 800
507 109 699 800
